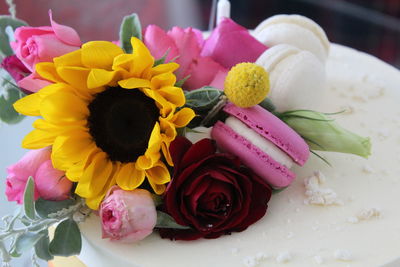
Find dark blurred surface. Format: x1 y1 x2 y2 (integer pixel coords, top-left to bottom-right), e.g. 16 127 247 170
0 0 399 67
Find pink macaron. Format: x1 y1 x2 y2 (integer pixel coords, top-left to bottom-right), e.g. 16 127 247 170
211 103 310 188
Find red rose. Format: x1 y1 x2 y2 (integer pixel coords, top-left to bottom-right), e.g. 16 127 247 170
159 137 272 240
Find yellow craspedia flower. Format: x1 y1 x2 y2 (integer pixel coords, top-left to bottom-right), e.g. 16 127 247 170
13 37 195 209
224 62 270 108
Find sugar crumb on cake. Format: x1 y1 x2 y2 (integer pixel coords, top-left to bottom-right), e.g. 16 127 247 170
303 171 344 206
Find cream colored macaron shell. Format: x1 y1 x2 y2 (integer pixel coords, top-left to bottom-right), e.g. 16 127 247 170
254 14 330 63
256 44 326 112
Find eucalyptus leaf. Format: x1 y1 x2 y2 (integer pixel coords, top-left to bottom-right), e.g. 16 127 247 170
49 219 82 257
23 176 35 220
0 15 27 56
156 211 190 230
11 232 44 256
35 198 77 219
35 231 53 261
119 13 142 53
0 71 25 124
184 86 223 111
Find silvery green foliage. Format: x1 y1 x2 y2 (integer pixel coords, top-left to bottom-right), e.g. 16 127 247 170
0 69 25 125
119 13 142 53
0 177 89 266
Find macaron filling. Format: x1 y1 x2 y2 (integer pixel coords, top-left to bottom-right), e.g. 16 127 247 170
225 116 294 168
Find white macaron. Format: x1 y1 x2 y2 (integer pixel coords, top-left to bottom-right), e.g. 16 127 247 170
254 14 330 63
256 44 326 112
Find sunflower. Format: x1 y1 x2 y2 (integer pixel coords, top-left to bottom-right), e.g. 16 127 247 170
14 37 195 209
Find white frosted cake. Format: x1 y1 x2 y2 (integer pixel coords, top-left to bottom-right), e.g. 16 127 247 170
75 44 400 267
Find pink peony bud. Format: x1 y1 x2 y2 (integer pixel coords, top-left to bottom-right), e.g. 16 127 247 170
10 10 81 73
201 18 267 69
5 147 72 204
100 186 157 243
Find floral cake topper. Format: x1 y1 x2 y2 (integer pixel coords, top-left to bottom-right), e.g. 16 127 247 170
0 1 370 266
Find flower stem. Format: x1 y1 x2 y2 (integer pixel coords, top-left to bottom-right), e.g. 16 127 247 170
5 0 16 18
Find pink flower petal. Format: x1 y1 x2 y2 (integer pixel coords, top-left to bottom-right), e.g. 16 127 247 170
209 68 228 90
143 25 179 62
17 73 52 93
48 10 81 46
184 56 226 90
34 34 80 62
35 160 72 201
201 18 267 69
167 27 202 78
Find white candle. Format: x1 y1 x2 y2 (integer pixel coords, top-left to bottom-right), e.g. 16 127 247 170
217 0 231 24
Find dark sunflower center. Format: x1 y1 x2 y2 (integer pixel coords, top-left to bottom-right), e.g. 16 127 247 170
87 86 159 163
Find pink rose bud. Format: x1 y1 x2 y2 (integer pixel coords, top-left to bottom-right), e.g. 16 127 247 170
100 186 157 243
35 160 73 201
10 10 81 72
5 148 72 204
17 72 52 94
0 55 30 82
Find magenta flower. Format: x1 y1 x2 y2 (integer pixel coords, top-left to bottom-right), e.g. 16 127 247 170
201 18 268 69
0 55 30 82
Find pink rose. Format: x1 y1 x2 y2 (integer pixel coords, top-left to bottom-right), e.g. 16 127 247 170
10 10 81 73
5 148 73 204
144 25 226 90
100 186 157 243
201 18 268 69
17 72 52 94
0 55 30 82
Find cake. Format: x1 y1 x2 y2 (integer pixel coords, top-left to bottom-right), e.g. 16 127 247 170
72 43 400 267
1 4 400 267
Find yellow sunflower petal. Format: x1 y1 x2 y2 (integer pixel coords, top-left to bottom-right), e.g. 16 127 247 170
51 132 95 170
142 88 174 117
41 91 89 123
54 50 83 68
87 69 121 89
145 161 170 194
35 62 63 83
130 37 154 77
75 151 113 198
118 77 151 89
151 73 176 89
116 163 145 190
13 93 41 116
113 54 134 72
81 41 124 70
22 128 56 149
151 62 179 76
172 108 196 128
136 123 162 170
65 146 99 182
158 86 185 107
56 66 90 90
161 142 173 166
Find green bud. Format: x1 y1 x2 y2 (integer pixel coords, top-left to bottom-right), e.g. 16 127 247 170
280 110 371 158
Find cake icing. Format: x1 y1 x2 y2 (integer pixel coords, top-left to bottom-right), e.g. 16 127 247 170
75 44 400 267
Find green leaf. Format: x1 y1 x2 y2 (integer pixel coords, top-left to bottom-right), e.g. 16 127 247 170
35 231 53 261
259 97 276 112
156 211 190 230
119 13 142 53
281 110 371 158
0 15 27 56
184 86 223 111
10 232 44 257
23 176 35 220
49 218 82 257
175 75 190 88
35 198 77 219
0 70 26 124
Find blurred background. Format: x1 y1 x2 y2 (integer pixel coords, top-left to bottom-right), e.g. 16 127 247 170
0 0 399 67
